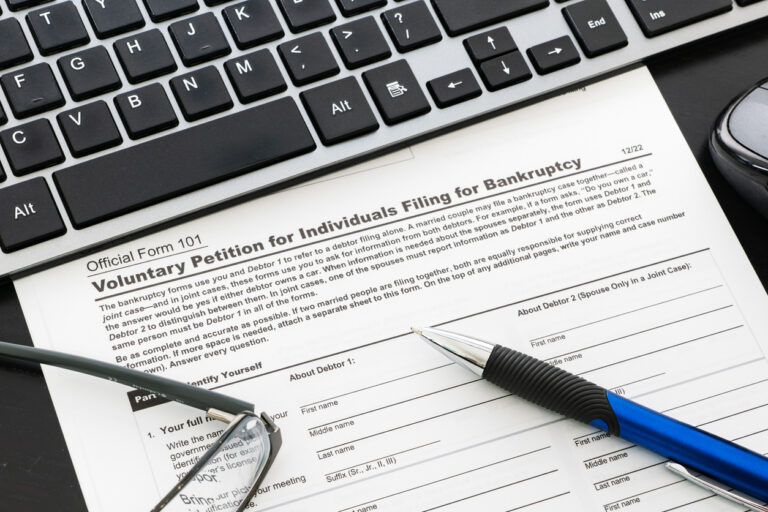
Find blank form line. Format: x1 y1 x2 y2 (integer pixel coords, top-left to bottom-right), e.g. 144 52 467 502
324 441 440 477
505 492 571 512
661 377 768 413
604 480 685 508
660 494 719 512
593 461 666 487
696 402 768 428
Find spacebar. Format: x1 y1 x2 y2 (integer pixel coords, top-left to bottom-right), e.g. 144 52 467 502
54 97 316 229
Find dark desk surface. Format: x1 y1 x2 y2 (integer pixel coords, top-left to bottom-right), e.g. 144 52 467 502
3 20 768 512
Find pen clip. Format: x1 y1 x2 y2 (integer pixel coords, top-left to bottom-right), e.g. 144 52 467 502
665 462 768 512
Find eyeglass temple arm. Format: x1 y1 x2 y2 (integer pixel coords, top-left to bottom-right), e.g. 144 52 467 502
0 341 254 416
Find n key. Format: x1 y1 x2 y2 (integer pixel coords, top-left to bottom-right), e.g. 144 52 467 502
170 66 233 121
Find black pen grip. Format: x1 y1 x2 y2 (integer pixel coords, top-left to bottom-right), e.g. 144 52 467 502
484 345 620 435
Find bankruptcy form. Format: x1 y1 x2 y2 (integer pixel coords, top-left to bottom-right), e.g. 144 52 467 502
13 67 768 512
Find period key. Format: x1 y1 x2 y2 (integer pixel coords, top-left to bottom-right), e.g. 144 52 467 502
300 76 378 145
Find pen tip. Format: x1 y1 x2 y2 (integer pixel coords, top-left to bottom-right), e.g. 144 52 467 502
410 327 423 336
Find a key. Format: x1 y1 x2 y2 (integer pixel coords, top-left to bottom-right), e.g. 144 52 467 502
26 2 90 56
0 119 64 176
626 0 732 38
57 101 122 157
301 76 379 145
478 51 531 91
427 68 481 108
331 16 391 69
382 1 442 53
114 29 178 84
225 49 286 103
432 0 549 36
278 33 339 86
170 66 233 121
363 59 430 125
0 178 65 253
115 84 179 139
277 0 336 33
54 97 316 228
223 0 284 50
57 47 121 101
336 0 386 17
0 18 33 71
527 36 581 75
143 0 199 22
1 63 64 118
464 27 516 63
563 0 627 57
83 0 145 39
6 0 51 12
169 13 231 66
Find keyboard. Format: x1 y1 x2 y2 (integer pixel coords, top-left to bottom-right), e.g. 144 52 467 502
0 0 766 277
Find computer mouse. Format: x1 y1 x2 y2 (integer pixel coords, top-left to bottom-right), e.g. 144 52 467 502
710 80 768 219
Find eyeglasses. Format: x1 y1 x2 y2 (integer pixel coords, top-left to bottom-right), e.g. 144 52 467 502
0 340 281 512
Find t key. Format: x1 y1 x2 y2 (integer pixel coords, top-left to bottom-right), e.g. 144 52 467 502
26 2 90 56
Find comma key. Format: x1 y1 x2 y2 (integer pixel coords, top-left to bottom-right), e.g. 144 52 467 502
0 178 66 253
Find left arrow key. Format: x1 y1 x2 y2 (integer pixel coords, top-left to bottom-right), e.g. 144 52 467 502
0 178 65 253
427 68 481 109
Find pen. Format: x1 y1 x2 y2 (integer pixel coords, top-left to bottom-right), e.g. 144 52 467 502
412 327 768 511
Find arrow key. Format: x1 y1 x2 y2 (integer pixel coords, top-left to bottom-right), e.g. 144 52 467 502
427 68 481 109
478 51 531 92
527 36 581 75
464 26 516 63
331 16 391 70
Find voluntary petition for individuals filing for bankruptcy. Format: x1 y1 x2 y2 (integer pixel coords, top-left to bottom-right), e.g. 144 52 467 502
12 67 768 511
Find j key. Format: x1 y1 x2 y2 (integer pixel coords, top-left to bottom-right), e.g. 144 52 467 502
54 97 316 228
278 33 339 86
170 66 233 121
223 0 284 50
277 0 336 33
382 1 442 53
83 0 145 39
626 0 732 38
363 59 430 125
427 68 481 108
478 51 531 91
57 100 122 157
0 119 64 176
331 16 391 69
563 0 627 57
27 2 90 56
144 0 199 22
336 0 386 17
1 63 64 118
432 0 549 36
527 36 580 75
225 49 287 103
115 84 178 139
57 47 121 101
169 13 231 66
464 26 516 63
6 0 51 12
115 29 178 84
0 19 33 71
0 178 65 253
301 76 378 146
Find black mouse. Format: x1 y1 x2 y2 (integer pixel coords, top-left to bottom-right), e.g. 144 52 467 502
711 80 768 219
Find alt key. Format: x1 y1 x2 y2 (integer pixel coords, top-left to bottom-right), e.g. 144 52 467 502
0 177 66 253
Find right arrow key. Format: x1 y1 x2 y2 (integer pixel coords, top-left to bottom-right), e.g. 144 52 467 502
527 36 581 75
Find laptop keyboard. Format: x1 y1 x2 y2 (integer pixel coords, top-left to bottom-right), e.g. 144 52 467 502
0 0 766 276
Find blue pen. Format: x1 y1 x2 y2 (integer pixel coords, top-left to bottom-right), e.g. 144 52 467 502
412 327 768 511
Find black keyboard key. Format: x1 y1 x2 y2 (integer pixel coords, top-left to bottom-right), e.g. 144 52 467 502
115 29 177 84
0 104 6 126
382 1 442 53
363 59 430 125
225 49 286 103
626 0 732 38
144 0 199 22
336 0 386 17
563 0 627 57
6 0 51 12
115 84 178 139
55 97 316 228
1 63 64 119
0 178 65 253
427 68 481 108
464 27 516 63
331 16 391 69
432 0 549 36
277 0 336 33
736 0 765 4
57 47 121 101
0 119 64 176
478 51 531 91
527 36 580 75
57 101 122 157
0 19 33 71
0 164 4 182
278 33 339 86
171 66 232 121
223 0 284 50
83 0 145 39
301 76 378 145
170 13 231 66
26 2 89 56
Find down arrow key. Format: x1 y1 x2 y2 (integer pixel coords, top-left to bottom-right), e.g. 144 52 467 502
427 68 481 108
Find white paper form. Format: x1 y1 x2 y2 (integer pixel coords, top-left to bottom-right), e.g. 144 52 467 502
13 67 768 512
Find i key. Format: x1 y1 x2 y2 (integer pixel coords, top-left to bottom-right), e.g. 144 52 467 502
382 1 442 53
144 0 199 22
277 0 336 33
27 2 90 56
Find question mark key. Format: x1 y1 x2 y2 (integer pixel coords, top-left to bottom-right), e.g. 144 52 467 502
382 0 442 52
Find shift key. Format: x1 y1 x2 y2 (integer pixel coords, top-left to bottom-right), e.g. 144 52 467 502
0 178 66 253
